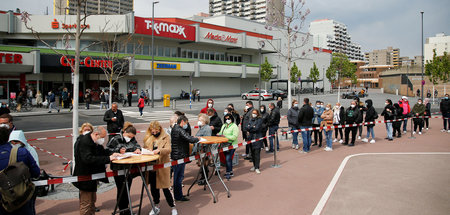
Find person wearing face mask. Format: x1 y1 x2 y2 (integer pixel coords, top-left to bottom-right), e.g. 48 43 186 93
73 126 119 215
207 108 223 136
242 101 254 159
103 102 125 142
259 105 270 152
440 94 450 133
312 101 324 147
362 99 378 144
200 98 216 114
79 122 94 136
398 96 411 133
195 113 212 185
144 121 178 215
423 98 431 130
218 114 239 179
227 104 240 126
333 103 345 144
381 99 395 141
0 102 10 116
320 104 334 151
353 97 365 140
298 98 314 153
171 116 199 201
392 103 403 138
344 101 360 146
267 103 280 152
174 111 192 135
288 100 300 150
247 109 263 174
0 114 15 133
106 122 141 213
9 130 40 167
411 99 426 135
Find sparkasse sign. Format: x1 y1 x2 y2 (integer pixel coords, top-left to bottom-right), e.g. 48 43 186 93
134 17 195 41
204 32 238 44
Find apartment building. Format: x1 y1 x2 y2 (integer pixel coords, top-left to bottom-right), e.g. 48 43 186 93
424 33 450 62
365 46 400 67
54 0 133 15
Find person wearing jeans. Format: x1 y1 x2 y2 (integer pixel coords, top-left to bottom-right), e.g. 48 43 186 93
287 99 300 149
399 96 410 133
321 104 334 151
381 99 395 141
298 98 314 153
172 163 186 200
218 113 239 179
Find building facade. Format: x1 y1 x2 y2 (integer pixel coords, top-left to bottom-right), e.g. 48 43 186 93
309 19 364 61
364 46 400 67
0 11 330 103
424 33 450 62
54 0 134 15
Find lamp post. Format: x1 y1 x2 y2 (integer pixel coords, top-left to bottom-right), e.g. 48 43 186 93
258 40 265 108
420 11 424 101
151 1 159 108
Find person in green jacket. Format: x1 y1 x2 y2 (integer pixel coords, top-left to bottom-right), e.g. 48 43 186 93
411 99 426 134
218 113 239 180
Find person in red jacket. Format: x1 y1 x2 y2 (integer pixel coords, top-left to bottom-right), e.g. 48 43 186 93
398 96 411 133
200 98 216 114
138 95 145 116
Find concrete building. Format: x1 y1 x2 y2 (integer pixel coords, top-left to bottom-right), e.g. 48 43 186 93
0 11 331 103
424 33 450 62
364 46 400 67
54 0 133 15
209 0 284 26
309 19 364 61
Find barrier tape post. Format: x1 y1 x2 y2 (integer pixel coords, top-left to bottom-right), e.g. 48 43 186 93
409 117 416 139
271 131 281 168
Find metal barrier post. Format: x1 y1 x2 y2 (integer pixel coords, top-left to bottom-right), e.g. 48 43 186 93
409 117 416 139
271 131 281 168
172 99 176 110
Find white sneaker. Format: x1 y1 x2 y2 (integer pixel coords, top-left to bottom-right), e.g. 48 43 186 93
250 167 255 172
426 128 428 130
447 130 450 133
295 145 299 150
339 140 344 144
441 129 446 132
333 139 338 142
149 205 160 215
324 147 333 151
255 169 261 174
369 139 376 144
361 138 369 143
413 131 416 134
242 153 247 157
171 208 178 215
265 147 269 152
292 144 295 149
357 136 361 140
419 132 422 135
403 131 407 134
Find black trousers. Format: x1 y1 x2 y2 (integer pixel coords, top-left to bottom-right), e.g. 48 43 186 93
251 147 261 169
114 175 134 213
262 129 268 148
344 127 357 144
424 117 429 128
147 171 175 207
393 122 402 136
414 119 423 132
311 124 322 144
358 125 363 136
334 126 343 139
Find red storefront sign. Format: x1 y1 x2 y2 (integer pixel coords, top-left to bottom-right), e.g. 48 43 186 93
134 17 195 41
0 53 23 64
204 32 238 43
60 56 113 68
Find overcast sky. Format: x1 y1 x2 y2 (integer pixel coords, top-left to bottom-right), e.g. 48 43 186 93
1 0 449 58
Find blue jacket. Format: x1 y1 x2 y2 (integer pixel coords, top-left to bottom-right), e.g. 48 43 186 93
0 143 40 178
312 107 325 125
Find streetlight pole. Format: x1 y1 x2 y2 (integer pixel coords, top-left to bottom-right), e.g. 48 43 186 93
420 11 424 101
258 40 265 108
151 1 159 108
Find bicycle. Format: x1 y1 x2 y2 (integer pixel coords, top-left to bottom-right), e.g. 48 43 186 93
21 102 34 112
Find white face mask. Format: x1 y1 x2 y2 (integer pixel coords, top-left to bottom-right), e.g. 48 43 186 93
260 109 264 112
0 124 10 129
197 121 203 126
385 103 389 106
350 105 356 108
226 119 232 124
252 114 257 118
95 137 105 145
326 107 330 110
224 112 228 116
245 106 249 110
294 104 298 107
124 136 131 143
208 103 213 108
82 131 90 135
418 102 422 104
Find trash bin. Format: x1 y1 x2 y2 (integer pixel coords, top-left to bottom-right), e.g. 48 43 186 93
163 94 170 107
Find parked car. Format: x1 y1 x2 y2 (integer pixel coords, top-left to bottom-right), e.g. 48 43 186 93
241 89 273 101
267 89 287 100
341 91 368 99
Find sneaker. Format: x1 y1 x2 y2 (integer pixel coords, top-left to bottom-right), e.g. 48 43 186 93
357 136 361 140
225 173 230 180
441 129 446 132
241 153 247 157
292 144 295 149
348 143 355 147
300 150 308 154
295 145 299 150
369 139 376 144
57 109 60 113
250 167 255 172
403 131 407 134
339 140 344 144
324 147 333 151
362 138 369 143
265 147 269 152
255 169 261 174
426 128 429 130
388 138 393 141
149 205 160 215
447 130 450 133
413 131 416 134
333 139 338 142
418 132 422 135
48 111 51 113
229 172 234 177
171 208 178 215
175 196 190 202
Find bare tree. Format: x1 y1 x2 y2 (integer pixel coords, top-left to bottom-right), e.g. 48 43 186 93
265 0 311 108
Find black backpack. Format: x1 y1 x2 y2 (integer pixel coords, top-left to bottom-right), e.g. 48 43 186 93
0 147 35 212
35 169 50 197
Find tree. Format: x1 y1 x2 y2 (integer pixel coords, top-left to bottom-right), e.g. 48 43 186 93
265 0 311 108
309 62 320 94
327 53 356 101
260 57 274 82
290 62 301 83
325 66 337 92
426 50 450 94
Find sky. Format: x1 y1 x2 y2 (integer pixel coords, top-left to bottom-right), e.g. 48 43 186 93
1 0 449 58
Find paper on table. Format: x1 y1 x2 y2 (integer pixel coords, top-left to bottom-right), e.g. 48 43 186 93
116 152 141 160
141 148 155 155
199 138 207 142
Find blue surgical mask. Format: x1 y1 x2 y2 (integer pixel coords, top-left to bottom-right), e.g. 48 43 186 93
182 124 188 130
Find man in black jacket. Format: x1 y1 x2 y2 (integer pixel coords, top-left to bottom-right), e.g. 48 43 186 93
207 108 223 136
344 101 360 146
73 126 119 215
267 103 280 152
362 99 377 144
171 115 199 201
103 102 125 141
242 101 254 159
440 94 450 132
298 98 314 153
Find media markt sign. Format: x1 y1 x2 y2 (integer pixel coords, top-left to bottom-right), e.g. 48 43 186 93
152 62 180 70
204 32 238 44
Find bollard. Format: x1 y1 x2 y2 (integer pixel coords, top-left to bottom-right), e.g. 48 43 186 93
396 89 398 95
271 131 281 168
172 99 176 110
408 117 416 139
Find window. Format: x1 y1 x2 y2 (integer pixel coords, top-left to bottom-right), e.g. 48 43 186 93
126 43 134 54
193 50 198 59
215 53 220 61
164 47 171 57
210 52 215 60
143 45 149 55
187 49 193 58
158 46 164 56
181 49 187 58
171 47 177 57
199 51 204 59
204 51 209 60
220 53 225 61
